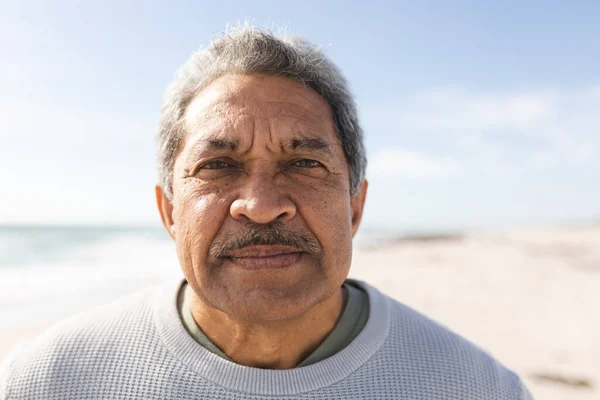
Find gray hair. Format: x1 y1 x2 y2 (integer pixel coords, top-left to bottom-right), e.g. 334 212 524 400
157 25 366 200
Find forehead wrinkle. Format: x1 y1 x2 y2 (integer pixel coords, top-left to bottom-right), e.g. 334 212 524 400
184 90 337 161
186 89 329 133
200 73 333 115
187 100 322 141
245 116 256 157
184 103 254 157
192 97 322 122
213 96 326 122
185 99 229 126
290 113 338 145
258 100 327 122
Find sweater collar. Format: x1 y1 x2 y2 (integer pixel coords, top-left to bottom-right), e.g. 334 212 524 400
153 278 390 396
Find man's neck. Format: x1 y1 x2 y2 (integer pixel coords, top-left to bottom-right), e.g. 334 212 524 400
188 287 347 369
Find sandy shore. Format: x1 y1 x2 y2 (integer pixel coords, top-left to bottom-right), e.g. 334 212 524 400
1 225 598 399
350 225 600 400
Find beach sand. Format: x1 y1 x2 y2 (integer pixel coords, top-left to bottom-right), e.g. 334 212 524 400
350 225 600 400
1 225 598 399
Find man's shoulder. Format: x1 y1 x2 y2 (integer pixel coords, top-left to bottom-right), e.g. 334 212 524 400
0 284 168 397
359 282 532 399
32 283 157 341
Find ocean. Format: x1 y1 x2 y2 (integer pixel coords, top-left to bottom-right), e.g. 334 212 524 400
0 225 397 330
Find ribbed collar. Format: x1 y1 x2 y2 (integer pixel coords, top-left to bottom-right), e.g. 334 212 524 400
153 279 391 396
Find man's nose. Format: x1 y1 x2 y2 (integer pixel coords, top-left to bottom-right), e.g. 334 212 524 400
230 175 296 224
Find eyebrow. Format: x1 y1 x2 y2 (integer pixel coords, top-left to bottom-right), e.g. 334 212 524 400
204 137 240 151
189 137 240 159
284 137 336 159
188 135 336 160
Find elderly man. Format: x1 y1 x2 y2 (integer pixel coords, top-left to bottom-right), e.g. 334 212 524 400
0 26 532 399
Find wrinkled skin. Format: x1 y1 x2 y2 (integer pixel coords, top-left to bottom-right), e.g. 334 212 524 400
156 73 367 324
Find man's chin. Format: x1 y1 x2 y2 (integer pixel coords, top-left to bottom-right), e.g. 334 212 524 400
211 282 328 323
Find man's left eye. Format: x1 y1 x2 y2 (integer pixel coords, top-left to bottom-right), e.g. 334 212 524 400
293 159 322 168
202 160 232 169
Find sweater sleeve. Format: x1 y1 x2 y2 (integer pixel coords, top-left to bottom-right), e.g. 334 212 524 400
521 382 535 400
0 341 27 399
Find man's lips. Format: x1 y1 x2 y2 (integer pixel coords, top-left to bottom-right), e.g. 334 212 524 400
224 245 304 269
227 245 302 258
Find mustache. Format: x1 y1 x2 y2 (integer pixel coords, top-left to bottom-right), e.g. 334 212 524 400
209 222 321 258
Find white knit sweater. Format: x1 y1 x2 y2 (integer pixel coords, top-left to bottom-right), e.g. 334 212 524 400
0 280 532 399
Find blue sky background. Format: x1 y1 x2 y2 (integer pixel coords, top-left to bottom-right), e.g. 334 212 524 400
1 0 599 232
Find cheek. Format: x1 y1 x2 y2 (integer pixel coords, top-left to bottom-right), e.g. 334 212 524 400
174 181 231 230
173 188 231 281
298 188 354 267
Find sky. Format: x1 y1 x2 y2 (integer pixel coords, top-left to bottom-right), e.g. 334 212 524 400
1 0 599 232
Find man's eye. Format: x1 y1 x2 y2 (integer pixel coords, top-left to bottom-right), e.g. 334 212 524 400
201 160 232 170
293 159 322 168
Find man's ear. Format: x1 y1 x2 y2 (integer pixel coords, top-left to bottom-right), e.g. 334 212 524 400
350 180 368 237
155 185 176 240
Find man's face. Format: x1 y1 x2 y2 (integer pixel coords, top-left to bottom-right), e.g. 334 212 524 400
157 73 367 322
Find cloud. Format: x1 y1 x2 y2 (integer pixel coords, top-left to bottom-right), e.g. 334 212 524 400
370 149 463 179
364 85 600 178
404 87 556 132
